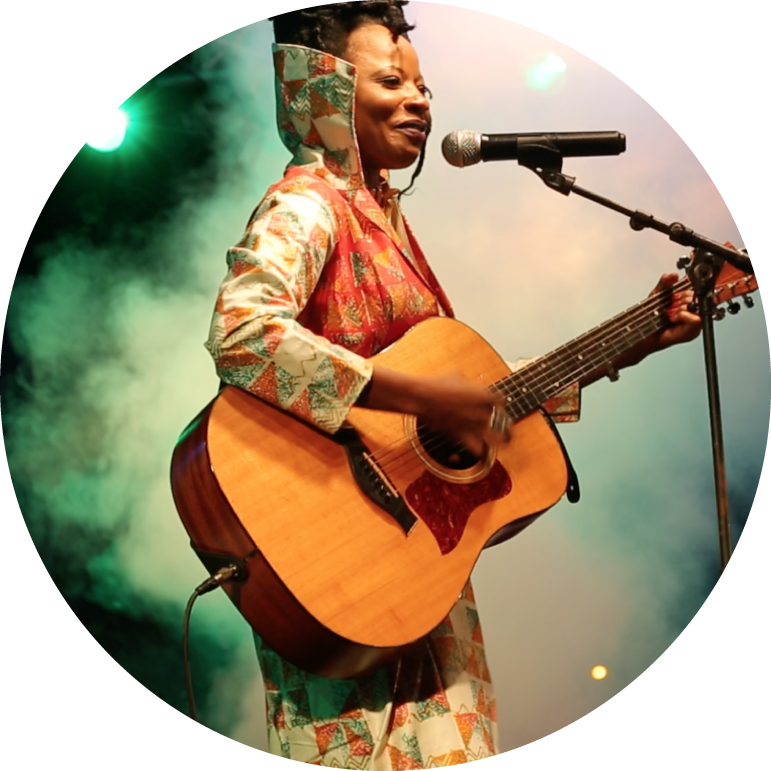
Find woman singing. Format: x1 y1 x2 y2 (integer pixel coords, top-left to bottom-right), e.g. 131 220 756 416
204 2 700 766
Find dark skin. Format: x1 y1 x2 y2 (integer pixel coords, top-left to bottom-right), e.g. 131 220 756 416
344 24 701 457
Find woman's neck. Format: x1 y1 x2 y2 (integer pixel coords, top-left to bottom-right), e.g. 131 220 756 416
363 167 385 194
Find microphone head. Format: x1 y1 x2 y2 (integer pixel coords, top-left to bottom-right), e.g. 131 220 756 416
441 130 482 167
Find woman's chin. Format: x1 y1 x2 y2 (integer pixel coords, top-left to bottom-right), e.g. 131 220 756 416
389 148 424 171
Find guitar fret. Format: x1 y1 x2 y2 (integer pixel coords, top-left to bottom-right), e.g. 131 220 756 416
494 281 687 418
493 266 759 421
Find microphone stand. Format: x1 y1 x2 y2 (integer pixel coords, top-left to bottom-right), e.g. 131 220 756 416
516 142 754 573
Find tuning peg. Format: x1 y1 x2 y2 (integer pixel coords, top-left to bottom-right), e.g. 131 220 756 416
713 307 726 321
687 302 699 314
727 300 741 315
743 295 755 309
676 256 691 270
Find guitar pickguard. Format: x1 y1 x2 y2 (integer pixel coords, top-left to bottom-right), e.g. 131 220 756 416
405 461 512 554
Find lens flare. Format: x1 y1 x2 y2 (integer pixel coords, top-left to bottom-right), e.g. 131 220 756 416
590 665 609 680
86 108 129 152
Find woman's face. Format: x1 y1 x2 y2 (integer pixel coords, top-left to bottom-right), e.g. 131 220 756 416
342 24 431 179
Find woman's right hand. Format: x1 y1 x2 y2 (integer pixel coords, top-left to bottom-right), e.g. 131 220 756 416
416 373 512 458
359 366 512 458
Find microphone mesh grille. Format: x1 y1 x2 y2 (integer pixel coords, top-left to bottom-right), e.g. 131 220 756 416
441 130 481 167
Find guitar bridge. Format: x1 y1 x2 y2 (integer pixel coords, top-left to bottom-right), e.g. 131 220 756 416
335 426 417 536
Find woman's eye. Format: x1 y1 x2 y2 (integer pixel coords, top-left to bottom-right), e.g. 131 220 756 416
378 77 432 99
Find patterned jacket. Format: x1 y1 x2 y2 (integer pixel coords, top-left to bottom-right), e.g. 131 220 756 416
205 44 453 433
205 44 579 431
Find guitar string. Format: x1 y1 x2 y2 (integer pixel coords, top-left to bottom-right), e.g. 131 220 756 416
368 279 686 474
367 272 750 480
496 271 753 416
365 278 690 477
494 278 690 414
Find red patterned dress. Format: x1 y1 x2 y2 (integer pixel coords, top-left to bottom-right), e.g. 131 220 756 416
205 44 577 768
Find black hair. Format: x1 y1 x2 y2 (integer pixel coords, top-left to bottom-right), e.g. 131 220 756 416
271 1 414 58
271 1 428 197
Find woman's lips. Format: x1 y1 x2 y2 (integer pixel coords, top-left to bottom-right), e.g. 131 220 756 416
395 123 428 142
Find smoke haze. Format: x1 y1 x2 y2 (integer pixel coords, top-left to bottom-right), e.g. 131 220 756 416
3 3 768 757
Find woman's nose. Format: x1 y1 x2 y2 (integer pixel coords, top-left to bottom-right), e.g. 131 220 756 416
405 87 430 114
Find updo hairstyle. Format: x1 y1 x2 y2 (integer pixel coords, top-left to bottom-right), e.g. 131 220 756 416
271 1 414 58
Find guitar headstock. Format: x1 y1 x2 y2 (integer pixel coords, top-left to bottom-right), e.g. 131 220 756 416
678 245 758 317
713 260 758 309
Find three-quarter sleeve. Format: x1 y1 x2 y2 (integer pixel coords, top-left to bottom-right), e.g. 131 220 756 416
205 185 374 433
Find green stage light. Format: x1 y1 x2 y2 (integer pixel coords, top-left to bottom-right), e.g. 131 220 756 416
526 53 567 90
86 108 129 152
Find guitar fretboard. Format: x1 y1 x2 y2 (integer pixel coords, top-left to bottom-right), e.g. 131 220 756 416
493 278 689 420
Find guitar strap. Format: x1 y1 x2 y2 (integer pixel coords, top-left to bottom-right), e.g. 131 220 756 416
541 408 580 503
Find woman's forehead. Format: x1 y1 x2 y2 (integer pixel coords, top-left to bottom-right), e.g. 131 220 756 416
343 24 421 75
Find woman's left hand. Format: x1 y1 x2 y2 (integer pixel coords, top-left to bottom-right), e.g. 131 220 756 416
612 273 701 373
648 272 702 352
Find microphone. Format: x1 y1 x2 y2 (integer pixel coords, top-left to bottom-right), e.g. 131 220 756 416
442 130 626 168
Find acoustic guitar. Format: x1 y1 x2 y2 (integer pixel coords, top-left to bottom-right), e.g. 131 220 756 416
171 260 756 678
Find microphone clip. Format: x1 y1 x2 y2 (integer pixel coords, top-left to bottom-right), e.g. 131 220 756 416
517 140 576 196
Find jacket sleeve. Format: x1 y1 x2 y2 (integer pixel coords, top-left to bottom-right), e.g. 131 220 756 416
506 359 581 423
205 184 373 434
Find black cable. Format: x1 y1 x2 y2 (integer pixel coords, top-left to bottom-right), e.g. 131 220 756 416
181 565 243 722
182 590 201 722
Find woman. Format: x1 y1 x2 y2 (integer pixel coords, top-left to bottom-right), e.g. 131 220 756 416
205 2 700 766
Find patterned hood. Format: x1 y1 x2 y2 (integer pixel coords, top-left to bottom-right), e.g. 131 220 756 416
273 43 366 193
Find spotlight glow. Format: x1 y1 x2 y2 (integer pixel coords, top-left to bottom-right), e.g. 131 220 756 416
86 108 129 152
591 665 609 680
526 53 567 90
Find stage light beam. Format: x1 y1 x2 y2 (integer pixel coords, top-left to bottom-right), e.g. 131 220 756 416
86 108 129 152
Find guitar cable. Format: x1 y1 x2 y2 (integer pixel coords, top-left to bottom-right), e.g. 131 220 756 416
182 564 243 722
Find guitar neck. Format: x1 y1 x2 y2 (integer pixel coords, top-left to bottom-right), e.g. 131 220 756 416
496 277 690 420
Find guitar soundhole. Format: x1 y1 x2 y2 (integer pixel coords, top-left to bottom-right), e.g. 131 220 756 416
415 422 478 471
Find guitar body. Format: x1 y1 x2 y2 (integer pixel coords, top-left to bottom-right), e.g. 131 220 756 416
171 317 569 678
172 260 757 677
